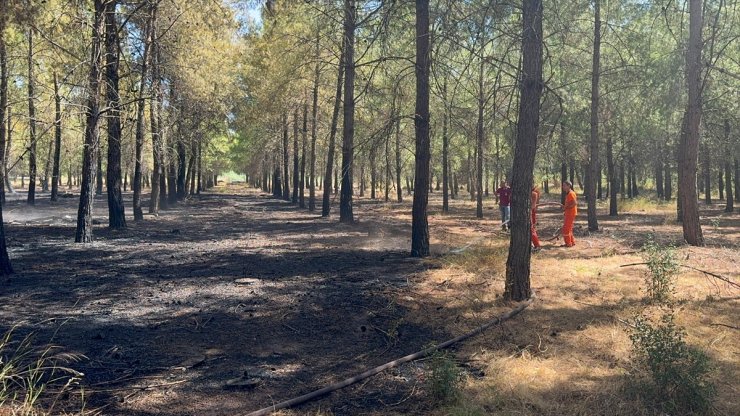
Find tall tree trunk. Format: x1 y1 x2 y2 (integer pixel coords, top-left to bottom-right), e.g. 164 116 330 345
475 58 484 219
196 140 202 194
734 158 739 203
309 29 320 211
282 112 290 200
50 72 62 202
724 121 733 212
0 13 6 204
133 3 153 220
370 145 376 199
703 149 711 203
395 117 402 203
27 29 37 205
655 159 664 199
411 0 431 257
3 108 12 197
339 0 356 223
105 0 126 228
384 136 390 202
718 170 724 200
292 108 299 203
504 0 542 301
76 0 105 243
442 78 448 212
560 123 567 205
0 0 13 274
272 162 282 197
664 159 672 200
677 0 704 245
586 0 600 231
149 6 162 214
606 133 617 216
300 101 307 208
322 39 344 217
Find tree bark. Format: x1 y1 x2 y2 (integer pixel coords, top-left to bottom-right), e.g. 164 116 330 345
339 0 356 223
149 5 162 215
309 28 320 212
133 3 153 220
322 39 344 217
734 158 739 203
664 159 672 200
75 0 105 243
606 133 617 216
586 0 600 231
677 0 704 246
300 101 307 208
504 0 542 301
27 29 37 205
105 0 126 228
475 58 484 219
395 117 402 203
724 121 734 212
0 0 13 274
50 72 62 202
292 108 299 203
282 112 290 200
442 78 448 212
411 0 431 257
703 149 711 203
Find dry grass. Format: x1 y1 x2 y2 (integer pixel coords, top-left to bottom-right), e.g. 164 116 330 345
390 199 740 416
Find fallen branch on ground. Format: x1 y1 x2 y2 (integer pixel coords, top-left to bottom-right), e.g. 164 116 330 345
620 263 739 290
244 295 535 416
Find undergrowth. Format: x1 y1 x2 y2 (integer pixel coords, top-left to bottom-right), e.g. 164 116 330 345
629 312 715 415
0 327 87 415
640 237 679 304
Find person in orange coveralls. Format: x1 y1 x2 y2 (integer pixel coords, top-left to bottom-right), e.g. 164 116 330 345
531 186 541 252
561 180 577 247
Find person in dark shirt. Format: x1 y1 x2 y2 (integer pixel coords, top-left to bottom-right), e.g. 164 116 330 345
495 181 512 231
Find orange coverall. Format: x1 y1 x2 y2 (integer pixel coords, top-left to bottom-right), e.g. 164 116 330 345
562 189 577 247
531 189 540 248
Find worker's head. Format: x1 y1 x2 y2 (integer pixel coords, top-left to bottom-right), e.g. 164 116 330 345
500 181 507 188
562 180 573 192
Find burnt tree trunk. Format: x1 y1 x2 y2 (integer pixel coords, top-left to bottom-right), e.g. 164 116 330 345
75 0 105 243
133 3 153 220
339 0 356 223
27 29 37 205
411 0 431 257
149 8 162 215
50 72 62 202
0 0 12 274
283 112 290 201
322 39 344 217
504 0 542 302
105 0 126 228
292 108 299 203
299 101 307 208
309 28 320 212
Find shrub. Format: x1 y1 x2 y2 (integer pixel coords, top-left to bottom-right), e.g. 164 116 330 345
427 350 463 404
641 238 679 304
629 313 715 415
